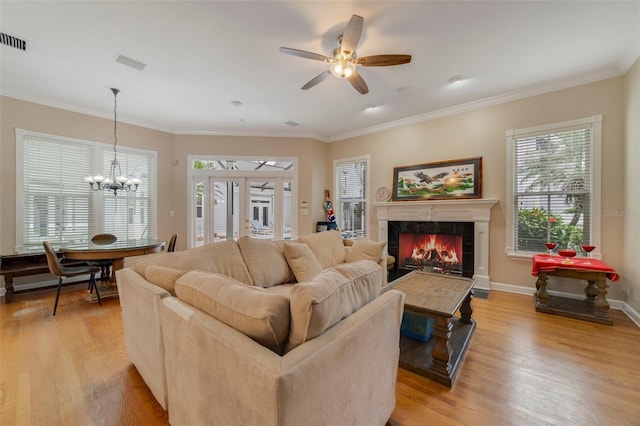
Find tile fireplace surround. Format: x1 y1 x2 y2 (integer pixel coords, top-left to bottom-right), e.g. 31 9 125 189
373 199 498 290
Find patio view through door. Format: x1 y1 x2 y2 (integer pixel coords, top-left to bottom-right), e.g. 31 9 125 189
189 157 296 247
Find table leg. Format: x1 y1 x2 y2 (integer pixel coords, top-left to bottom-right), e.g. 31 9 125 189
595 276 610 317
431 315 453 377
536 272 549 305
460 290 474 325
584 280 597 303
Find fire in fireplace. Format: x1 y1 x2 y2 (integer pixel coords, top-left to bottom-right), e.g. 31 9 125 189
399 233 463 275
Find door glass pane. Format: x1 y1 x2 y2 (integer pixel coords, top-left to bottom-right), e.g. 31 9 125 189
249 181 274 239
212 180 240 242
283 181 293 240
194 179 205 246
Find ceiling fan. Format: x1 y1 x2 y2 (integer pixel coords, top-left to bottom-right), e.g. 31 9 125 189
279 14 411 95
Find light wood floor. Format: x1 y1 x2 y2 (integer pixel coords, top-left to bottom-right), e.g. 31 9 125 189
1 284 639 425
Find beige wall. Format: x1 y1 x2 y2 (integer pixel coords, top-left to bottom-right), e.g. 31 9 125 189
171 134 326 244
0 73 634 303
0 96 176 256
328 77 626 299
624 57 640 312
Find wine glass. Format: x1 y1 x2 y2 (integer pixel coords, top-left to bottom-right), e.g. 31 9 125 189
582 244 596 264
545 242 557 257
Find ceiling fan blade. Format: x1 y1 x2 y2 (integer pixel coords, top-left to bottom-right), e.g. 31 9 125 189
340 15 363 55
348 72 369 95
357 54 412 67
301 70 331 90
279 47 330 62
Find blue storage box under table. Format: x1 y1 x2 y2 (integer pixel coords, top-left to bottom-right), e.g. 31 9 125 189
400 312 435 342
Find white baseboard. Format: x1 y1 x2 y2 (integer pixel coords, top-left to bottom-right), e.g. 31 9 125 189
490 281 639 328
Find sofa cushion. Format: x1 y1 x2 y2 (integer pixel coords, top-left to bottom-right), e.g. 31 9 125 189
145 265 186 296
297 230 346 269
175 271 290 354
345 239 386 264
287 260 383 351
133 240 254 285
238 237 295 287
283 242 324 283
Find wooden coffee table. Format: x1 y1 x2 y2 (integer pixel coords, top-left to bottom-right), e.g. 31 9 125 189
385 271 476 387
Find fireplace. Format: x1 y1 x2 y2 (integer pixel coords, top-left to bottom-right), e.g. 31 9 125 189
373 199 497 290
389 221 474 280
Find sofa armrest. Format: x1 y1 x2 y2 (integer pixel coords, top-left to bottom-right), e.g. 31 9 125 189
116 267 171 409
161 290 405 426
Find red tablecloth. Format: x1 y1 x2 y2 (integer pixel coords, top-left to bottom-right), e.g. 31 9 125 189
531 254 620 281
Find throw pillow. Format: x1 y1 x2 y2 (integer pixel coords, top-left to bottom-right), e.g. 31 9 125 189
175 271 290 354
297 230 346 269
283 242 323 283
345 239 386 263
238 237 295 287
287 260 383 351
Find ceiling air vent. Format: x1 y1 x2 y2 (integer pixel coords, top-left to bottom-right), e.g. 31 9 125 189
1 33 27 51
115 54 146 71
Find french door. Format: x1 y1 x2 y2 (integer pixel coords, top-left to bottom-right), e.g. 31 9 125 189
188 157 296 247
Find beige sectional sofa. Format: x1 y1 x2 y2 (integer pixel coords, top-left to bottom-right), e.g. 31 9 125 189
117 230 405 426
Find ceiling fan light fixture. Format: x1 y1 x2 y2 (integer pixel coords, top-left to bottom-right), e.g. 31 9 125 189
330 60 356 79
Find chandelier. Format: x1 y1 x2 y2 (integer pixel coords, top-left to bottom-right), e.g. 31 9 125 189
85 88 141 195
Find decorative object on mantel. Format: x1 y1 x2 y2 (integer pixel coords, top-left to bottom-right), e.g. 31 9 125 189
375 186 391 202
85 88 141 196
392 157 482 201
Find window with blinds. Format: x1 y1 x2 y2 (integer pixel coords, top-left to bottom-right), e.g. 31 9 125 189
100 146 154 240
507 116 601 254
16 129 157 252
335 157 369 239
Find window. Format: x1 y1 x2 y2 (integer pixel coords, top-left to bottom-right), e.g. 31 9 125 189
506 115 601 256
16 129 157 252
335 156 369 239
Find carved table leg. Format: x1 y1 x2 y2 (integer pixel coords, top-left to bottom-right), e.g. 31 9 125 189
584 280 597 303
536 272 549 305
431 315 453 377
460 290 474 325
595 275 610 317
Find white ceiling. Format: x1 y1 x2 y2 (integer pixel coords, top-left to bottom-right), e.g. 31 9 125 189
1 1 639 142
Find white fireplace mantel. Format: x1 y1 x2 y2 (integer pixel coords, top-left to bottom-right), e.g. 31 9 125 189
373 198 498 290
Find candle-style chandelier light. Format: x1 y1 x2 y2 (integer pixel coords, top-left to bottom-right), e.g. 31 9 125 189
85 88 140 195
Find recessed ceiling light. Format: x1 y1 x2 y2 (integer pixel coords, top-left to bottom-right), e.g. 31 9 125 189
230 100 243 107
448 75 464 85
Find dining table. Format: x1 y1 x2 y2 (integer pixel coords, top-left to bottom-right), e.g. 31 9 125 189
62 237 165 301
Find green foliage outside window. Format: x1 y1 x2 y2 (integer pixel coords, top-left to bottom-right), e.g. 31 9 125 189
517 208 583 252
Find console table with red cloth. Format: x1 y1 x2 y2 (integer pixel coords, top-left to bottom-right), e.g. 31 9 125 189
531 254 619 325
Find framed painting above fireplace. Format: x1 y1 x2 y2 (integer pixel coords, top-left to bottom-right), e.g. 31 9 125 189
392 157 482 201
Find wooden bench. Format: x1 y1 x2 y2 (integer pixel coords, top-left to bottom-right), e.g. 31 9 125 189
1 252 89 303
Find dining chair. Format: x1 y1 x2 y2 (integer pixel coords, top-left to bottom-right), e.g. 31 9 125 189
90 233 117 282
43 241 102 316
167 234 177 252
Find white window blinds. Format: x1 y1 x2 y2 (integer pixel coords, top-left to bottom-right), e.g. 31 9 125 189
335 157 369 239
101 146 154 240
21 134 94 250
512 123 593 252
